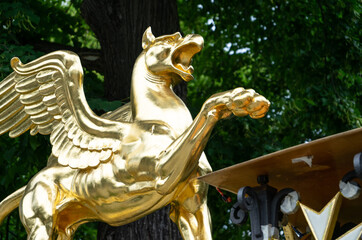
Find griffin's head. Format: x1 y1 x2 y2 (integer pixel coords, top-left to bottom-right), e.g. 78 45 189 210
142 27 204 83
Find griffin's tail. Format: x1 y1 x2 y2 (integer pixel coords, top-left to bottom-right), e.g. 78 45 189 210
0 186 26 224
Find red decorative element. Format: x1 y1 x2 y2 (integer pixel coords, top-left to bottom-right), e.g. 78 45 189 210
216 187 232 203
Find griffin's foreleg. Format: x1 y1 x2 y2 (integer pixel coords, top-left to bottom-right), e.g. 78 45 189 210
170 154 212 240
155 87 269 195
171 201 212 240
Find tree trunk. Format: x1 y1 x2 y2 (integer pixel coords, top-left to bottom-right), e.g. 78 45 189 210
80 0 185 239
97 206 182 240
81 0 186 102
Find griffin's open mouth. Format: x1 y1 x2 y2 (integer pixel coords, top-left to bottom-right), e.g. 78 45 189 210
171 35 204 81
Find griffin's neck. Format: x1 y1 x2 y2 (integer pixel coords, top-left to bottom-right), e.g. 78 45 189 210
130 53 192 136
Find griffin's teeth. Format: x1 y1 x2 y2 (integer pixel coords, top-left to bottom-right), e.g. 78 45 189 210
188 66 194 74
175 63 193 74
176 63 186 71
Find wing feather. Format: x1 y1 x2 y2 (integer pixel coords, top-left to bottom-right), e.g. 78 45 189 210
9 118 33 138
58 140 73 162
19 91 42 105
37 121 56 135
36 70 57 83
43 94 57 106
67 147 82 168
0 101 23 122
67 123 78 139
30 111 53 125
15 75 39 93
50 122 63 143
88 139 100 150
62 109 72 122
30 126 39 136
0 90 18 111
51 125 65 146
0 110 28 134
64 117 75 131
72 130 83 146
39 82 55 95
0 50 129 169
99 149 112 161
79 135 91 149
47 105 61 116
0 74 16 96
24 101 47 115
54 132 70 155
52 129 68 156
87 151 101 167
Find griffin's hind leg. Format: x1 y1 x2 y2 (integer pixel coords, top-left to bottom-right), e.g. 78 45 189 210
54 203 98 240
55 222 82 240
20 180 57 240
18 167 66 240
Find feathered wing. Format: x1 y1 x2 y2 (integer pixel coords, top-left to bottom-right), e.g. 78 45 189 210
0 50 129 169
101 102 132 122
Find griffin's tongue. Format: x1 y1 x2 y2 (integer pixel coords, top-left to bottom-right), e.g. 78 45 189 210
175 63 194 74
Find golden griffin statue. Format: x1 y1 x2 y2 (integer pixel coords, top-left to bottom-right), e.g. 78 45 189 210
0 27 269 239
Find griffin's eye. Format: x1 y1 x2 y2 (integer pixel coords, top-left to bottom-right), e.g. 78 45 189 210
165 39 174 44
157 48 170 60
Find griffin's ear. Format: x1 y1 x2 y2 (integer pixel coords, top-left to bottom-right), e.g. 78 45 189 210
142 27 155 49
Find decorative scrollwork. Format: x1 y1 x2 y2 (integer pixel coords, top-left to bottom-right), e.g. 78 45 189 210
230 202 248 225
232 187 262 239
353 152 362 178
230 176 299 240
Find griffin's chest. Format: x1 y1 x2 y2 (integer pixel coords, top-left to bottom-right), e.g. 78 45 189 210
120 121 176 180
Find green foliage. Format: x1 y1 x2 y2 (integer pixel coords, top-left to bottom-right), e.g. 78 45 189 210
0 0 360 239
178 0 361 238
73 222 98 240
0 1 102 239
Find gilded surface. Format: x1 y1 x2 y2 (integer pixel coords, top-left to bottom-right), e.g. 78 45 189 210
0 27 270 239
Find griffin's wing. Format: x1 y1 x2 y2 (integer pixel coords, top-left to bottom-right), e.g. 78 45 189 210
101 103 132 122
0 50 129 169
